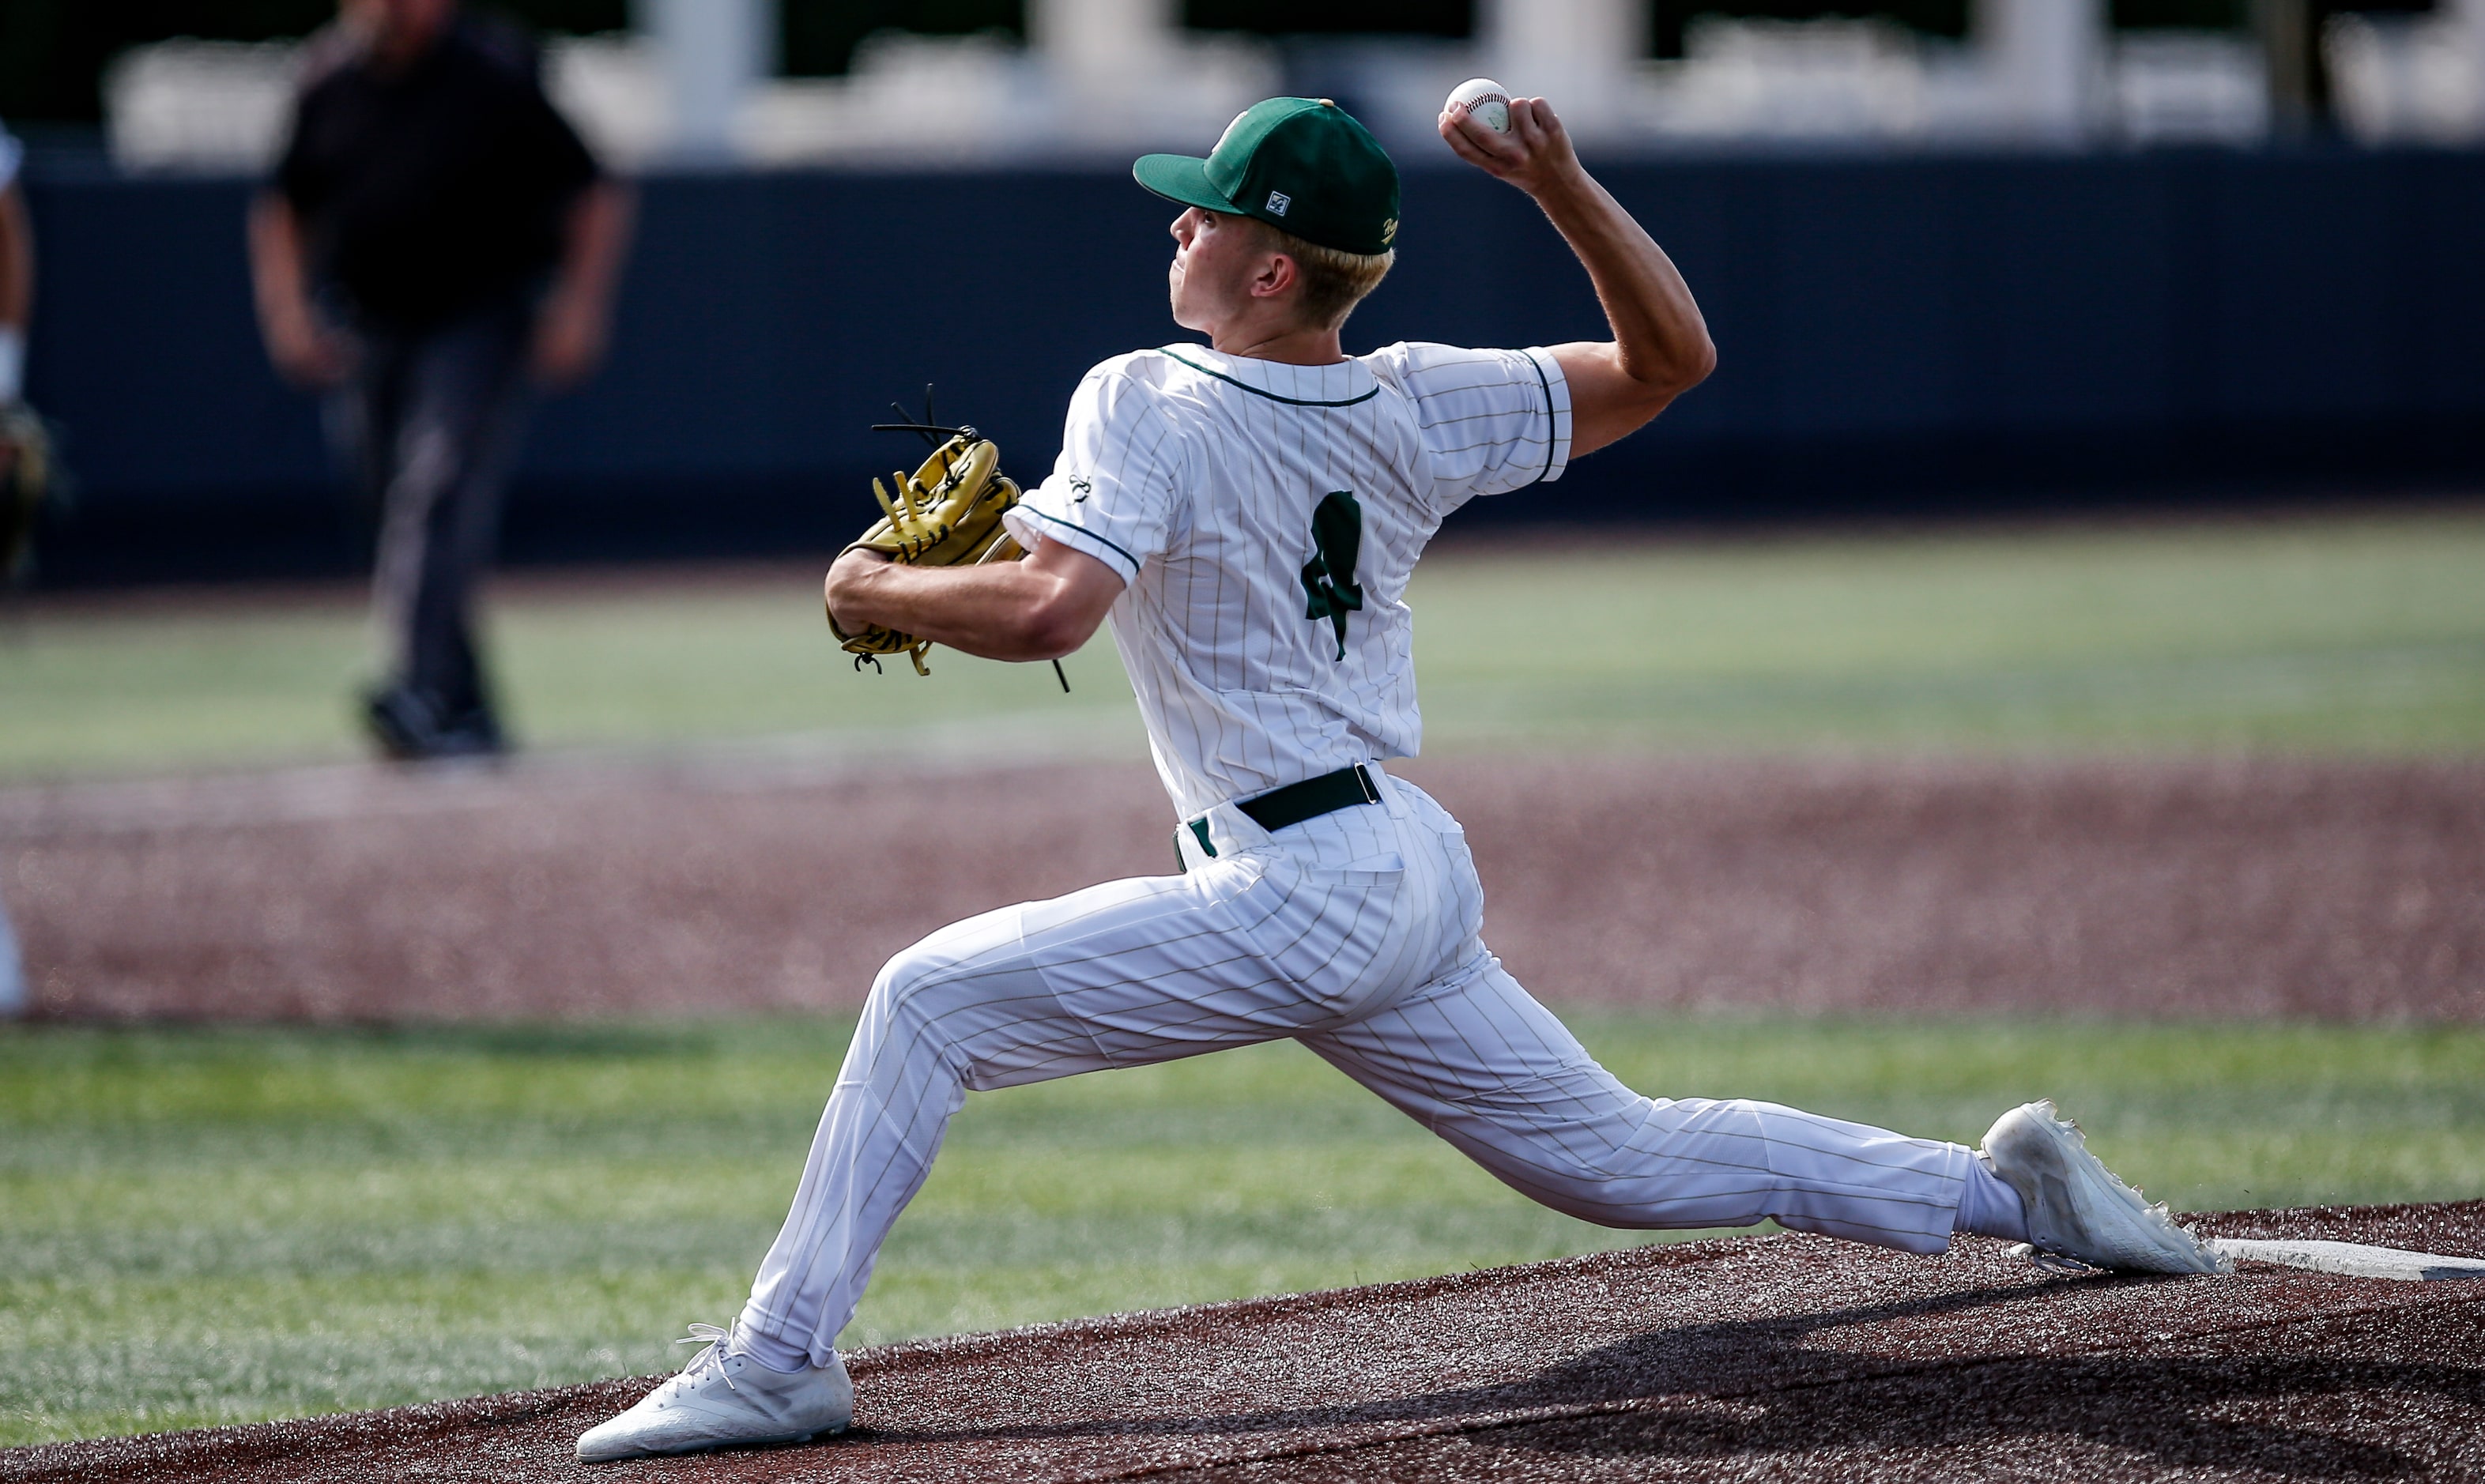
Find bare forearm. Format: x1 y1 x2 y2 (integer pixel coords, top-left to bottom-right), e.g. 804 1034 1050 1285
247 193 355 386
247 194 315 336
828 553 1096 663
530 182 632 386
1532 168 1714 394
1438 97 1716 456
553 181 632 311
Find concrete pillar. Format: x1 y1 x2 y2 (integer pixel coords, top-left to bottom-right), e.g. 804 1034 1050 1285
1481 0 1642 133
2457 0 2485 140
635 0 774 160
1978 0 2106 143
1030 0 1178 85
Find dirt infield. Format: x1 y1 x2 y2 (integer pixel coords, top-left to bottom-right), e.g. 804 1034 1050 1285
3 751 2479 1021
9 1200 2479 1483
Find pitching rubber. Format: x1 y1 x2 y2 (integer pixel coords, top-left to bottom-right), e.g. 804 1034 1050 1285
2204 1237 2485 1281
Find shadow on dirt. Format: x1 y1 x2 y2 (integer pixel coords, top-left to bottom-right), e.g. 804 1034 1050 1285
864 1279 2081 1445
1476 1350 2478 1477
858 1277 2482 1478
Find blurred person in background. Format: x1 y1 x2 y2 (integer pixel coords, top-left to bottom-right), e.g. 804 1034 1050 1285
1 115 29 1015
0 118 29 415
250 0 631 760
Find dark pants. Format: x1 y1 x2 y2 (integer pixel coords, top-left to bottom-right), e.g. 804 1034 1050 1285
336 292 534 735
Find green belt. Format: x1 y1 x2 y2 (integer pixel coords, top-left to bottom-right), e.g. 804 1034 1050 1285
1180 765 1380 867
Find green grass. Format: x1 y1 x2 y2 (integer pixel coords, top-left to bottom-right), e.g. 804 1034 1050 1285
0 581 1144 781
1411 513 2485 751
4 508 2483 781
5 1015 2481 1446
6 509 2482 1445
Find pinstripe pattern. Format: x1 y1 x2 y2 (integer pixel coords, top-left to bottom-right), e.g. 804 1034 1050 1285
729 339 1975 1372
737 775 1971 1367
1001 342 1573 818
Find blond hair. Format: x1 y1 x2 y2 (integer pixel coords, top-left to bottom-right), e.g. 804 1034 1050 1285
1254 220 1394 330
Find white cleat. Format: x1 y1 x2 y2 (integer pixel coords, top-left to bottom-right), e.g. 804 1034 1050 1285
575 1322 854 1463
1980 1100 2229 1275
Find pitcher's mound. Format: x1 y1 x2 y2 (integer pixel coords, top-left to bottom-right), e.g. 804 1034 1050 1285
13 1203 2483 1483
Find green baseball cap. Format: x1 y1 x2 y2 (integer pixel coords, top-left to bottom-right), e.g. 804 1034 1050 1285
1133 97 1401 256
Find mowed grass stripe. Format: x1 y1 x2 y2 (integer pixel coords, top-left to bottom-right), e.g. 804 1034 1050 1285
3 1015 2481 1445
3 508 2483 781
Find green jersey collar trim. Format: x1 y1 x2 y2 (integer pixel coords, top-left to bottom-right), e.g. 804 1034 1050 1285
1160 348 1381 408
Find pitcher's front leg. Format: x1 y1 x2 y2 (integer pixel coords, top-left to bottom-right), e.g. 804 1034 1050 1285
734 896 1047 1371
733 851 1363 1369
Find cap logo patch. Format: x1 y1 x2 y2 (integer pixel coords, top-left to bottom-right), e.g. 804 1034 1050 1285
1381 217 1398 243
1265 190 1292 217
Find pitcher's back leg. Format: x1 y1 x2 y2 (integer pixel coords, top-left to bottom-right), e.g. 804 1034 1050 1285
1298 952 1973 1252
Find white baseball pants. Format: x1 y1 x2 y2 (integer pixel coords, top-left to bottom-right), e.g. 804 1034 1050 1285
739 768 1973 1367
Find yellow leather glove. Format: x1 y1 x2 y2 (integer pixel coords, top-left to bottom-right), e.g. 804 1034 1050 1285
827 428 1026 676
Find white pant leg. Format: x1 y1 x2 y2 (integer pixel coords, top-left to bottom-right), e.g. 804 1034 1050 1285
1298 957 1973 1253
737 783 1473 1365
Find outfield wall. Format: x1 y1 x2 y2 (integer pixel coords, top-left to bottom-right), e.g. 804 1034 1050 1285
21 149 2485 582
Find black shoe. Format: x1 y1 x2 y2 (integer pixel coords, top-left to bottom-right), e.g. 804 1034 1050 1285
361 685 507 763
432 703 506 759
361 684 436 760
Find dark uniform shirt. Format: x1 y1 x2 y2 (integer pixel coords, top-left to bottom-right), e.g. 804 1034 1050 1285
276 18 599 330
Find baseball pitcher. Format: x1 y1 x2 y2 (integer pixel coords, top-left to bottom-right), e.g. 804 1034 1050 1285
578 93 2222 1463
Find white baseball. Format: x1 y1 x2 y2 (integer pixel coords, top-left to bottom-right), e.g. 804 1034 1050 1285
1446 77 1512 134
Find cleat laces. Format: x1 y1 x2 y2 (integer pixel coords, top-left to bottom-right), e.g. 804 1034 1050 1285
673 1321 742 1392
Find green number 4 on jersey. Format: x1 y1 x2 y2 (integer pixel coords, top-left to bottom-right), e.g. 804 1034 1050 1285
1299 491 1364 661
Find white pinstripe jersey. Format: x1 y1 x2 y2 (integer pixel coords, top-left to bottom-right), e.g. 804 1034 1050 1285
1005 341 1573 819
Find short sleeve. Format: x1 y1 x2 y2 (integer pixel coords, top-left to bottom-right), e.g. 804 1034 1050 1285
1367 342 1572 510
1004 363 1185 584
0 122 21 191
512 76 600 199
273 90 320 209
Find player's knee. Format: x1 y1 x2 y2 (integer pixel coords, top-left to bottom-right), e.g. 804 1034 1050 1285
850 962 956 1086
864 947 968 1042
867 951 931 1014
